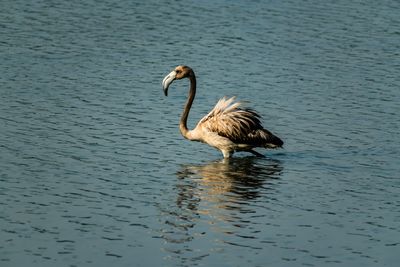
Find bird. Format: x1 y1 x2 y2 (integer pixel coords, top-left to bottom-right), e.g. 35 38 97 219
162 65 283 158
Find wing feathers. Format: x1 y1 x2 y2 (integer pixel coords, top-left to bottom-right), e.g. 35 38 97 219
199 97 283 148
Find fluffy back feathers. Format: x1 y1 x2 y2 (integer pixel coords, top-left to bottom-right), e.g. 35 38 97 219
199 97 283 147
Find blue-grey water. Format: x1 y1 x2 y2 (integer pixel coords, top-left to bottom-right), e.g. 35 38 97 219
1 0 399 266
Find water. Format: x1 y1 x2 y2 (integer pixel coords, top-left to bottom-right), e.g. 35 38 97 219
1 0 399 266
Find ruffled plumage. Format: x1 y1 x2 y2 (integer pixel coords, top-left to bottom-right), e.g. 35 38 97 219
198 97 283 148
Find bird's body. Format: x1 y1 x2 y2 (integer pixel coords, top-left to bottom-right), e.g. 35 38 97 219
162 66 283 158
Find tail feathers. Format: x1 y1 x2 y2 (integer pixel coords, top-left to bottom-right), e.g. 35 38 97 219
265 130 283 148
249 129 283 148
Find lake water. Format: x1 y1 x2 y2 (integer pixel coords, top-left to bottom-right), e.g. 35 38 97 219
1 0 399 266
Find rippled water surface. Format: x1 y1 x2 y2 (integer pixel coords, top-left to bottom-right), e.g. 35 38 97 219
1 0 400 266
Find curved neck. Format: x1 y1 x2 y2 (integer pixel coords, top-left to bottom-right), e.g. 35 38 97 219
180 73 196 139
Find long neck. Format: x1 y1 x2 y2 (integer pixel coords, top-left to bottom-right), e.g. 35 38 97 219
179 73 196 139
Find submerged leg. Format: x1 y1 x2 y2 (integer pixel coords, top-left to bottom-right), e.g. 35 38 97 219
221 149 233 158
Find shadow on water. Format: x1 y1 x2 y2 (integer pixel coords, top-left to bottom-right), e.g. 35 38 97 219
159 157 283 264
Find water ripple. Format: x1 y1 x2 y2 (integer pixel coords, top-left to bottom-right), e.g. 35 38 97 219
1 0 400 266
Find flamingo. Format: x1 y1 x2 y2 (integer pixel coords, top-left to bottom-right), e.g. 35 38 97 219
162 65 283 158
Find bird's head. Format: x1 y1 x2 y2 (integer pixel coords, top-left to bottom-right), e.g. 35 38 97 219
162 65 193 96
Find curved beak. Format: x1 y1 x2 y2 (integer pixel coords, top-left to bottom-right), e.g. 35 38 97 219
162 71 176 96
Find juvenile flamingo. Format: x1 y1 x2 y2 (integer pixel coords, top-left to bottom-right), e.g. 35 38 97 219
162 65 283 158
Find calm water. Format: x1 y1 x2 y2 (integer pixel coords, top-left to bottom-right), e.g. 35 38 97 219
1 0 399 266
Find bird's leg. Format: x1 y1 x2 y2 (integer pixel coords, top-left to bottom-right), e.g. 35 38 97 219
249 149 265 158
221 149 233 158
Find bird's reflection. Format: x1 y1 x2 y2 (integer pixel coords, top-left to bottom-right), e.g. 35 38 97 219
176 157 283 210
159 157 283 264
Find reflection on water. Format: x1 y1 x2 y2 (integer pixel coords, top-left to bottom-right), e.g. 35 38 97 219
159 157 283 264
178 157 283 203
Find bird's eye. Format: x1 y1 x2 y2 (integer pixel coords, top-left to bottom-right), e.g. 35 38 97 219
175 70 181 74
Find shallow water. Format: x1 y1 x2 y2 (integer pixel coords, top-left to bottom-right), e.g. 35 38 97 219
1 0 400 266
